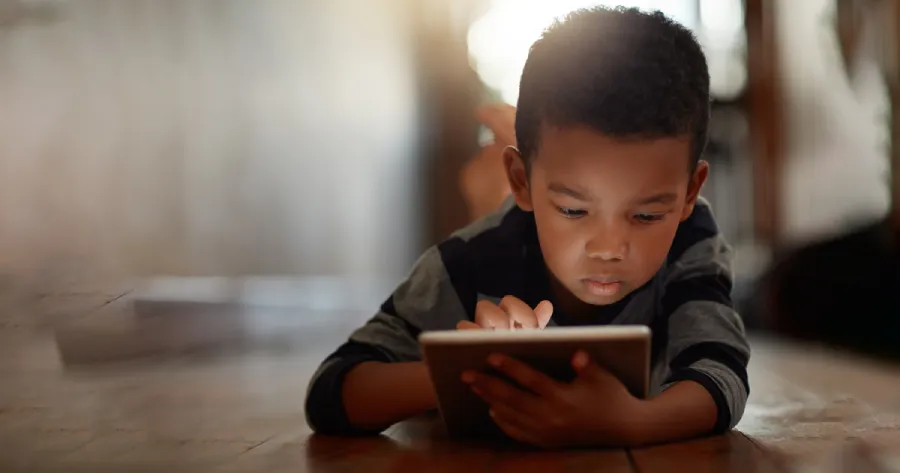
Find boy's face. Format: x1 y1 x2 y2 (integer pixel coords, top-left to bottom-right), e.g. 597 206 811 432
504 125 708 308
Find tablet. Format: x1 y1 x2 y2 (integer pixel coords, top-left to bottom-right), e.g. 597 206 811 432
419 325 651 439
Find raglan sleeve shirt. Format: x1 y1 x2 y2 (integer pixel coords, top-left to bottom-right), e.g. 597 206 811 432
658 202 751 433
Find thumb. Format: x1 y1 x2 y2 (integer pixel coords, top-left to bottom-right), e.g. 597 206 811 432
533 300 553 328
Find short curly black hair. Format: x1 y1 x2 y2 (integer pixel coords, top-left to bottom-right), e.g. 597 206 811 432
515 6 710 170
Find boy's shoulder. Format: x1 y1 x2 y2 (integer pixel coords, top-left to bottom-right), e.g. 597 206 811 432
661 197 733 289
669 197 723 260
436 195 536 274
438 196 532 259
426 196 544 313
446 196 523 243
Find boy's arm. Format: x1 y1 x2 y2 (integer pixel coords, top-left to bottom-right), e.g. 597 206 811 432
638 205 750 443
304 245 472 436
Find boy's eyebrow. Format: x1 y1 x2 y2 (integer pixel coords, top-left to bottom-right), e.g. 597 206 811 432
548 183 590 201
635 192 678 205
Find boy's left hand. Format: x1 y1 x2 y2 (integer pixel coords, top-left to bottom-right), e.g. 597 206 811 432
462 350 645 448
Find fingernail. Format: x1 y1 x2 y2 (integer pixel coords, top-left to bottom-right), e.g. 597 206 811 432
461 371 475 383
488 354 503 367
573 350 588 369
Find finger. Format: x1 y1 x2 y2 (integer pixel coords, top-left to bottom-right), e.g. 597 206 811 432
465 372 542 415
572 350 617 385
487 353 563 399
475 300 510 329
499 295 538 329
492 416 541 446
533 300 554 328
489 406 544 446
456 320 482 330
488 401 540 430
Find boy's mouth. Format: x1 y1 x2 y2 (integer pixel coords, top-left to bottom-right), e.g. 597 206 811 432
582 278 622 297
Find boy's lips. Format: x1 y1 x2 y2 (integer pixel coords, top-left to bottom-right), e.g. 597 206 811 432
582 277 623 297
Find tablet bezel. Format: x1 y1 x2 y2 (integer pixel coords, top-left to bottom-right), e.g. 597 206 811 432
419 324 650 344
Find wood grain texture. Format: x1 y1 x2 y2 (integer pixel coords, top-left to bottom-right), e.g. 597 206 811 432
631 432 786 473
740 337 900 470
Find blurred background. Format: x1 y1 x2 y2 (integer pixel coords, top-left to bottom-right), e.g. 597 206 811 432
0 0 897 360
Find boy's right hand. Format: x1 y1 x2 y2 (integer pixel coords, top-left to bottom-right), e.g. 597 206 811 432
456 296 553 331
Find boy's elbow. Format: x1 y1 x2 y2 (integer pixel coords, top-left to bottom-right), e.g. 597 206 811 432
303 377 346 435
304 353 390 437
712 370 749 433
304 376 388 437
303 387 340 435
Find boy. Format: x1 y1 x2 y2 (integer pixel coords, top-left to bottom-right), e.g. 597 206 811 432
305 6 750 448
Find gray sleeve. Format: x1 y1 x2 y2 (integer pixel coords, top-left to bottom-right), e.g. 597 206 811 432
660 232 751 432
304 245 471 435
345 245 471 361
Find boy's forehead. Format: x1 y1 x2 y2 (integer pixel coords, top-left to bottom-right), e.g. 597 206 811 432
532 125 693 191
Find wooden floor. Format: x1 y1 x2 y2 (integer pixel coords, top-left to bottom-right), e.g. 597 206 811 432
2 283 900 472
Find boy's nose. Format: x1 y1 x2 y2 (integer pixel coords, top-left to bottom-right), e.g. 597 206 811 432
585 227 628 261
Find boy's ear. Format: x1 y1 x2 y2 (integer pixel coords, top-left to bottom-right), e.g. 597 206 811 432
503 146 533 211
681 160 709 221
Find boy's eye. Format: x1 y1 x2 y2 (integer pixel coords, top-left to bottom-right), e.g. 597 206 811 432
557 207 587 219
634 213 665 223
